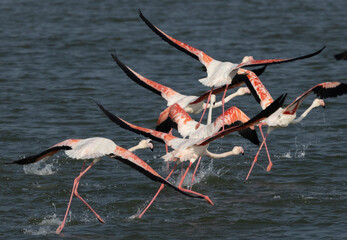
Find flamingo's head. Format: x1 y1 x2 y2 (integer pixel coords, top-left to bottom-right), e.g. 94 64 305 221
236 87 251 96
138 139 154 151
233 146 244 156
211 94 216 105
313 98 325 109
241 56 254 63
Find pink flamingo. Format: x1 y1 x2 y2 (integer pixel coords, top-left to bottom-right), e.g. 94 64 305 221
139 10 325 129
8 137 206 234
238 68 347 180
96 94 286 218
111 51 256 133
163 103 259 189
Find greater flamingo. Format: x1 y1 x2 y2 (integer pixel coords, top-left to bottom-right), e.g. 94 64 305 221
238 68 347 179
163 103 259 190
96 94 285 217
139 10 325 129
111 51 255 132
8 137 206 234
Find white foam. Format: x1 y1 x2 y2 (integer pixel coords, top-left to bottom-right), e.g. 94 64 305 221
23 206 62 236
23 226 55 236
39 213 62 226
23 160 58 175
281 152 293 159
179 160 220 188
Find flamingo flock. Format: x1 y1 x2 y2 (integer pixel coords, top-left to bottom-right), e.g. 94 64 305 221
8 10 347 234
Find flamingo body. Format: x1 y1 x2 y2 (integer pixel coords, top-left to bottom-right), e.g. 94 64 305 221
112 52 252 115
167 103 259 145
199 60 238 87
238 68 347 179
139 10 325 89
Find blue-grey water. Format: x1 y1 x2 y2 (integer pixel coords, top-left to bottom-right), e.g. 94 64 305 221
1 0 346 239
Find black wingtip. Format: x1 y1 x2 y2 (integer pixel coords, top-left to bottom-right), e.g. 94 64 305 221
252 66 267 77
8 146 72 165
252 93 287 121
239 128 260 146
156 117 177 133
316 45 326 56
110 50 118 62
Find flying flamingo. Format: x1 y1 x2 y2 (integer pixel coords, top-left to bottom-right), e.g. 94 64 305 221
163 103 260 190
111 51 257 132
8 137 206 234
96 94 286 217
139 10 325 129
165 101 258 143
237 68 347 180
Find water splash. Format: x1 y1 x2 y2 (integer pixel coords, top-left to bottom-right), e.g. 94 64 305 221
23 203 62 235
128 208 143 220
23 226 55 236
177 160 223 188
280 152 293 159
294 137 308 158
276 137 308 159
23 160 58 175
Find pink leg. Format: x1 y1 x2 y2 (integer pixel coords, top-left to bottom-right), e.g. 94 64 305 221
189 156 202 190
56 162 86 234
56 162 104 234
259 126 272 171
196 88 214 129
73 184 104 223
138 164 178 219
178 162 214 205
245 125 268 180
221 85 229 131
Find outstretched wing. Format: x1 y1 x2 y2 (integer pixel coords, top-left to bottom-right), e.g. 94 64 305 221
283 82 347 114
8 145 73 165
216 106 259 145
139 10 214 67
156 106 177 133
164 104 197 138
112 146 204 200
236 46 325 69
239 69 274 109
111 52 179 102
96 102 177 145
198 94 287 146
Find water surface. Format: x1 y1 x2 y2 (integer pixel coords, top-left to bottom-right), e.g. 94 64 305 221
0 0 346 239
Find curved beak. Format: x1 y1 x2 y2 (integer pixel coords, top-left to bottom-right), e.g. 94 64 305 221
148 140 154 151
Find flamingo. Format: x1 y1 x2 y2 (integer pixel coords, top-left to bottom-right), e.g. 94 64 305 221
237 68 347 180
139 10 325 129
164 103 260 190
165 102 259 144
8 137 206 234
111 51 258 132
95 94 286 217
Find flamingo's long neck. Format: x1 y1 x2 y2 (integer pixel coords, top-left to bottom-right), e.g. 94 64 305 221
204 147 242 159
292 99 323 124
128 142 147 152
206 94 216 125
211 91 241 108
